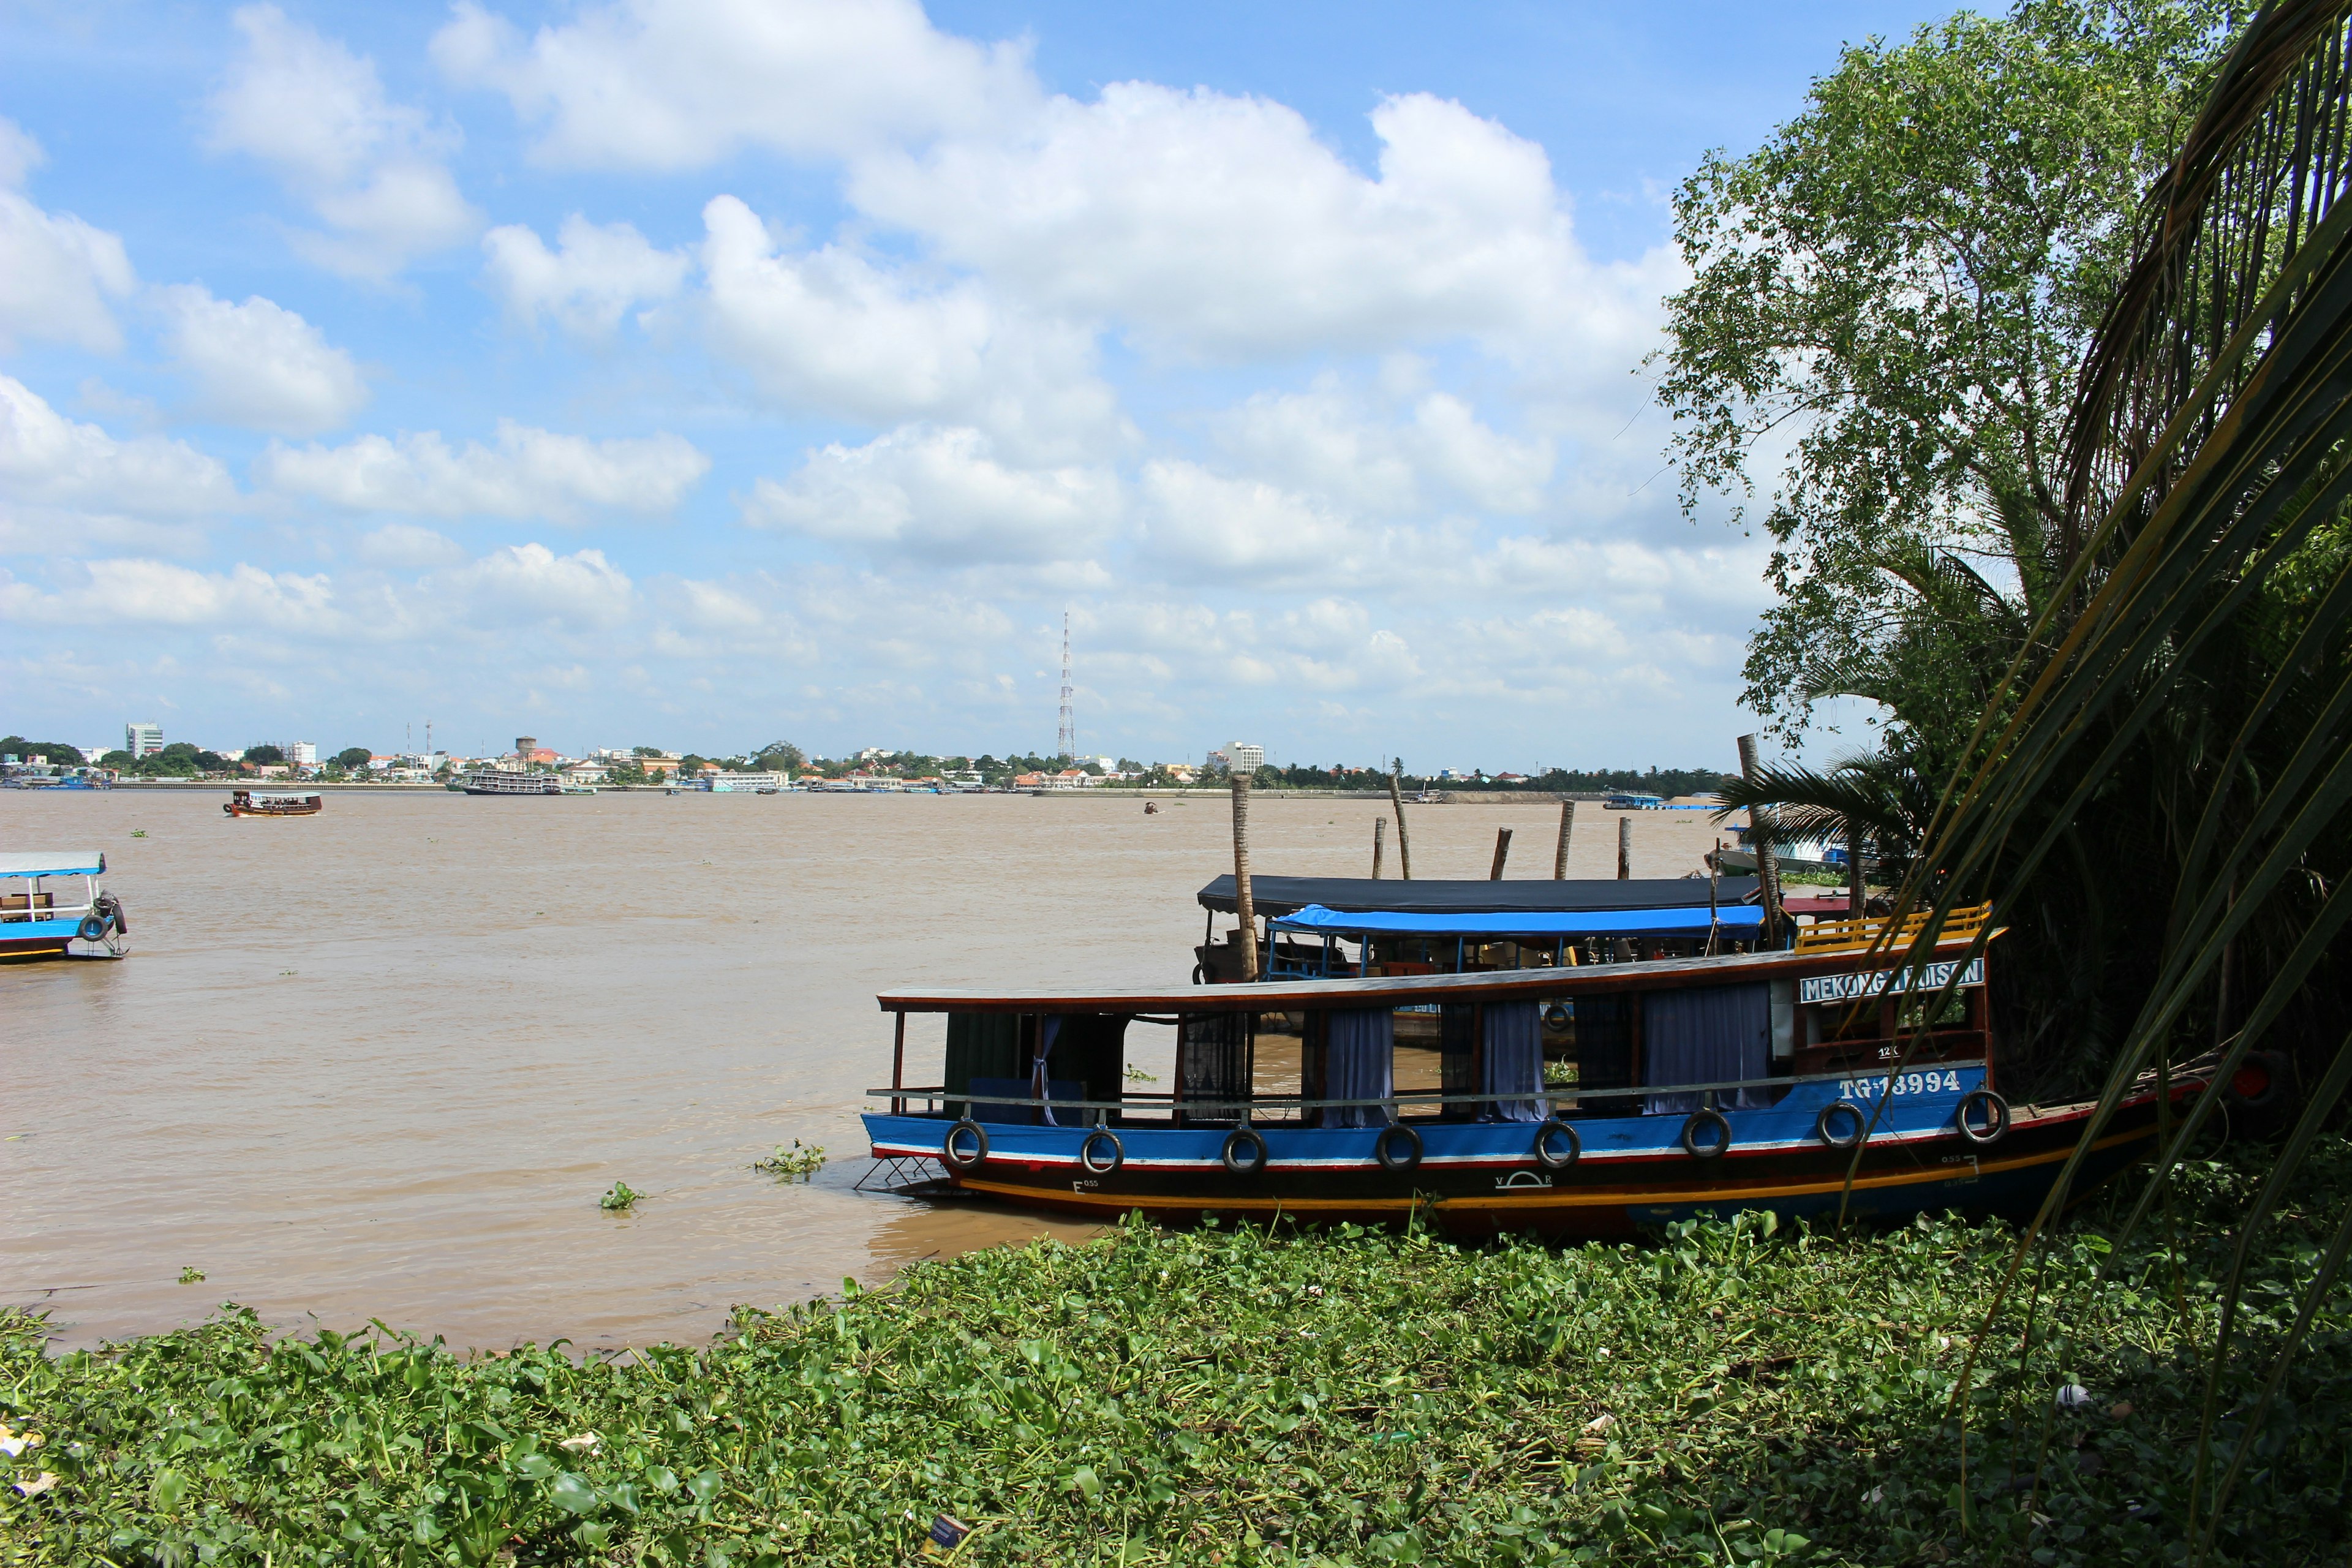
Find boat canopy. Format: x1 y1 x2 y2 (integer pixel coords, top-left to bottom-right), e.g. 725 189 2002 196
0 851 104 876
1196 873 1760 917
1269 902 1766 940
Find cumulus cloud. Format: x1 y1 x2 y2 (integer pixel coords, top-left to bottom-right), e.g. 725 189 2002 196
0 557 337 631
851 88 1672 364
432 0 1035 168
208 5 480 278
697 195 1117 461
437 542 635 628
0 375 236 515
1212 382 1554 516
482 214 688 335
257 420 709 520
0 116 136 353
156 285 369 435
1134 460 1368 584
355 522 466 568
742 425 1115 565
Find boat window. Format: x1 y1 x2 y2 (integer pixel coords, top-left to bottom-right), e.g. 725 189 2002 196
1644 983 1774 1112
1321 1008 1392 1128
1564 994 1638 1114
1 876 56 919
1250 1011 1306 1109
1177 1012 1253 1125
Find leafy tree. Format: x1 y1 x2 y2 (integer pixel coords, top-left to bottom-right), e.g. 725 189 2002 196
334 747 372 770
1656 0 2232 742
98 750 137 769
0 735 87 764
756 739 807 770
244 744 286 765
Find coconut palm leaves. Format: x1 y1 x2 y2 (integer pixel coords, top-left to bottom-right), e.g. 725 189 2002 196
1864 1 2352 1550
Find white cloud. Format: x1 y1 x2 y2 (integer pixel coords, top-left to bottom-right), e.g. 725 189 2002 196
852 88 1673 364
1134 460 1366 584
0 558 337 631
157 285 369 435
257 420 709 520
742 424 1115 565
355 523 466 568
208 5 480 279
697 195 1118 461
437 542 635 628
0 375 236 515
432 0 1035 169
0 116 136 353
1212 382 1553 516
483 214 688 335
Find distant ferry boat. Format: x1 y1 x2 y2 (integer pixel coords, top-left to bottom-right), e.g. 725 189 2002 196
1602 791 1670 810
224 790 322 817
461 769 562 796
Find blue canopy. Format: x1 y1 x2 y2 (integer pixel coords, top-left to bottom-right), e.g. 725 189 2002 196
1270 902 1763 940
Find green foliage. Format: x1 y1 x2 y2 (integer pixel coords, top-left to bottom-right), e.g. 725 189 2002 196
0 736 86 766
1657 0 2234 740
333 748 372 770
750 1142 825 1181
2 1147 2346 1564
176 1268 204 1286
243 745 285 766
598 1183 641 1213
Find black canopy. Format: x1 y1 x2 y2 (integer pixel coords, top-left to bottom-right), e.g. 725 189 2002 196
1195 874 1760 917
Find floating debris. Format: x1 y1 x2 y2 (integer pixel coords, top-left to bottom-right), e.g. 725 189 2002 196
599 1182 641 1211
753 1140 826 1180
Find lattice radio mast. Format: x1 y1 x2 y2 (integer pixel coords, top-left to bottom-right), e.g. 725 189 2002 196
1057 611 1075 760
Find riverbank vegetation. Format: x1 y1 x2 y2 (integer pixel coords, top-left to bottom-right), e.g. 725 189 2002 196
4 1140 2346 1566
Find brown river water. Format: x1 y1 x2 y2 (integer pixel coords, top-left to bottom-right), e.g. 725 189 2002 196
1 788 1727 1351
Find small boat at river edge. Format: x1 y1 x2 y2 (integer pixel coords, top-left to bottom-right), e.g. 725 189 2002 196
862 906 2229 1236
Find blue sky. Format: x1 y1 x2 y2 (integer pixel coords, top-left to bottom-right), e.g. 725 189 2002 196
0 0 1947 766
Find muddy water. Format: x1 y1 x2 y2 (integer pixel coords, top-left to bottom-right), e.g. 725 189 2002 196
1 788 1728 1350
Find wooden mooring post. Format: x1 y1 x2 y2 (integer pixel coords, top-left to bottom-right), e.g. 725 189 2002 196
1616 814 1632 880
1490 827 1512 880
1386 767 1414 880
1553 800 1575 878
1232 774 1259 982
1371 815 1387 878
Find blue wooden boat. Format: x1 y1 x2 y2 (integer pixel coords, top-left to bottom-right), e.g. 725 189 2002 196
0 851 129 961
861 907 2203 1236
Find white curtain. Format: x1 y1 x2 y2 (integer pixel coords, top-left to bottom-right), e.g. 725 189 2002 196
1324 1008 1394 1128
1480 1000 1544 1121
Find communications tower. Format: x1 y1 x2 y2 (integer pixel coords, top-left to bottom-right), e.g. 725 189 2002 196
1057 611 1075 760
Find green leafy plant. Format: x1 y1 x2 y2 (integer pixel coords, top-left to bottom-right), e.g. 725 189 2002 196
598 1182 640 1212
750 1141 825 1180
175 1267 203 1285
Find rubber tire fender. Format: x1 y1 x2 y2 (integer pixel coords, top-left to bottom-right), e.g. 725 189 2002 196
942 1118 990 1171
1541 1003 1572 1031
1681 1107 1732 1159
1955 1088 2010 1147
1532 1118 1580 1169
1220 1127 1268 1175
1079 1128 1124 1175
1191 962 1210 986
1815 1100 1868 1149
77 914 109 941
99 897 127 935
1374 1122 1423 1171
2225 1050 2288 1112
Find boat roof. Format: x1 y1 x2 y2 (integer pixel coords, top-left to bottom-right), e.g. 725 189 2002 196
1196 873 1761 916
1270 902 1766 940
0 851 104 876
878 927 1997 1014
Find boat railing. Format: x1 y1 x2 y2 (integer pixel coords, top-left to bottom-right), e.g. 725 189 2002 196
0 889 96 922
867 1061 1977 1122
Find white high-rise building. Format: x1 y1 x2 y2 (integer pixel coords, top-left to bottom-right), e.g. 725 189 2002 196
126 722 163 757
1227 741 1265 774
285 742 317 767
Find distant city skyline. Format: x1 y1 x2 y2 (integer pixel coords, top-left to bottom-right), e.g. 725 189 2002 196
1 2 1927 764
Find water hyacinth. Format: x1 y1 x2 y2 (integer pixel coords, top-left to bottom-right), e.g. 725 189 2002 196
1 1140 2345 1566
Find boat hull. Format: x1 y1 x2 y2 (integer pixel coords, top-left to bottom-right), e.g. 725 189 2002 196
865 1071 2177 1237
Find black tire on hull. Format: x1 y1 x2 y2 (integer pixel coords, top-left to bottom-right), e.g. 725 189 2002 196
1815 1101 1866 1148
1532 1118 1580 1169
1374 1123 1422 1170
1681 1108 1731 1159
1080 1129 1124 1174
1221 1128 1268 1174
76 914 108 941
943 1118 989 1170
1956 1089 2010 1146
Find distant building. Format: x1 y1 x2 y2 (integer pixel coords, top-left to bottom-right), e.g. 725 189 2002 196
1227 742 1265 774
285 742 317 767
127 721 163 758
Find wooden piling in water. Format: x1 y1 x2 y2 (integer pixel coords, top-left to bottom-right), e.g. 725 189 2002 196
1231 774 1259 982
1616 814 1632 880
1371 815 1387 878
1553 800 1574 878
1490 827 1512 880
1386 768 1414 880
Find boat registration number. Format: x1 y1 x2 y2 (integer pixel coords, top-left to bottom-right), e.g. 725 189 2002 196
1838 1069 1968 1100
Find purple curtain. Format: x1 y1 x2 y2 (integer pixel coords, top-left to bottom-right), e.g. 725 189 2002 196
1323 1008 1393 1128
1480 1000 1544 1122
1643 983 1771 1114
